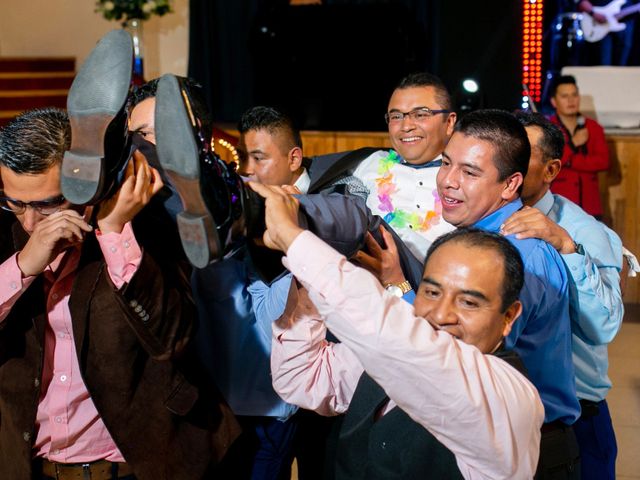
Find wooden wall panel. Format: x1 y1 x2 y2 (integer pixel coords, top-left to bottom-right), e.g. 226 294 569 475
606 136 640 304
299 131 391 156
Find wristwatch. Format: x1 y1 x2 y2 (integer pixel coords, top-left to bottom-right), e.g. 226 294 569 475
574 242 585 255
385 280 412 297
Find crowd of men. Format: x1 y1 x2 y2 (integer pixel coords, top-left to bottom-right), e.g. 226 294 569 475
0 30 632 480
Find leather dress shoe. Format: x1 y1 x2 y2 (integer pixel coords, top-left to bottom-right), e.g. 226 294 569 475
154 74 262 268
61 29 134 205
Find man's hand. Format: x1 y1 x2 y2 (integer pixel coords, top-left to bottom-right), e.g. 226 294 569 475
353 226 405 286
572 127 589 147
17 210 93 277
500 206 576 254
579 0 607 23
96 150 163 234
248 181 304 252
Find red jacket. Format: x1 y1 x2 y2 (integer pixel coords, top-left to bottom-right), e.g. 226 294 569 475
549 114 610 216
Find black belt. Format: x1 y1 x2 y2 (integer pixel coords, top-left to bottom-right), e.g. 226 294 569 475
579 399 602 418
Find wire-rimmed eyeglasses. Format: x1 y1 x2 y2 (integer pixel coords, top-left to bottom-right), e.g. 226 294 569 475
385 107 452 124
0 194 68 215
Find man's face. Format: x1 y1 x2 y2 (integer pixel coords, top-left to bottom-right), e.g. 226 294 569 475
129 97 156 144
387 86 456 165
437 132 520 227
413 241 519 353
520 126 548 206
238 129 300 186
551 83 580 117
0 164 68 235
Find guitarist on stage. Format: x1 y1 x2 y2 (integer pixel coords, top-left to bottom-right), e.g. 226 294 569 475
577 0 639 65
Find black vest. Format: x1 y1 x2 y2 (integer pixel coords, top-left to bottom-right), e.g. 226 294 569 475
334 349 527 480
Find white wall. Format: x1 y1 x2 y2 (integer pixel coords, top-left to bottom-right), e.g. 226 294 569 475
0 0 189 79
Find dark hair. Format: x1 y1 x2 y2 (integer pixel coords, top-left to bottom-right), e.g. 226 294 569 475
0 108 70 174
395 72 453 111
515 111 564 161
129 77 160 107
426 227 525 312
238 106 302 152
550 75 577 98
454 109 530 185
129 77 213 143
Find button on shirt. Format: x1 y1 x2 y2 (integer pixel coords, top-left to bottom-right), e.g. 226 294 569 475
352 150 455 261
534 191 623 402
0 223 142 462
474 199 580 424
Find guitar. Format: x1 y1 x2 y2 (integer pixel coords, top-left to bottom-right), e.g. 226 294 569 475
581 0 640 42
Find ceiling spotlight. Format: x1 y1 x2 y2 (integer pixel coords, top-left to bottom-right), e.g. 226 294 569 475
462 79 479 93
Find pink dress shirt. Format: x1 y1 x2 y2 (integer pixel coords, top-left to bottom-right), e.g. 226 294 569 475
0 223 142 463
271 231 544 480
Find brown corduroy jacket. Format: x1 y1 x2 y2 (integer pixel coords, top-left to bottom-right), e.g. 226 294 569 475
0 209 240 480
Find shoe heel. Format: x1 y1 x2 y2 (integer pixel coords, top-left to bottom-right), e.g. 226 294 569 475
62 29 133 204
176 213 219 268
61 151 105 205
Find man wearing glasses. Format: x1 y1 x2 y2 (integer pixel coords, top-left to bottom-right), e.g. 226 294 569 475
0 107 239 480
310 72 457 267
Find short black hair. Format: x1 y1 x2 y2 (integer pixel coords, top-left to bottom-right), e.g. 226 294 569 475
515 111 564 161
395 72 453 111
129 77 213 143
454 109 530 186
238 106 302 152
550 75 577 98
0 108 70 174
425 227 525 312
129 78 160 107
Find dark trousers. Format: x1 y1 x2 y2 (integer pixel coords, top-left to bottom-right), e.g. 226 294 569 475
535 422 581 479
573 399 617 480
292 409 344 480
214 415 297 480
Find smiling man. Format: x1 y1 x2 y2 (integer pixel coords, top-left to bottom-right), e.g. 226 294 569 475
306 73 457 262
249 179 542 479
436 109 581 478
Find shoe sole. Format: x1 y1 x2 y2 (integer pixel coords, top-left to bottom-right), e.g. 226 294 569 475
155 74 220 268
61 30 133 205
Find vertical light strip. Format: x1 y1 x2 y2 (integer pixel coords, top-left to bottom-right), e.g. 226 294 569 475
522 0 544 109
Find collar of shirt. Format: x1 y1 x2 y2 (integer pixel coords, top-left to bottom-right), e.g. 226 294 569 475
473 198 523 232
295 168 311 194
398 153 443 170
533 190 555 217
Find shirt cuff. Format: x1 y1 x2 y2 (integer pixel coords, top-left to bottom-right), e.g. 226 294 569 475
562 250 590 282
0 253 36 322
402 289 416 304
96 222 143 289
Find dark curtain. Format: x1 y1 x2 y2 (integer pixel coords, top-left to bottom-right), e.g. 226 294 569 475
189 0 437 130
189 0 269 124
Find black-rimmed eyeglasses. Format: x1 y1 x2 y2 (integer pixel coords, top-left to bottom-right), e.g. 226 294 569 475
385 107 452 124
0 194 67 215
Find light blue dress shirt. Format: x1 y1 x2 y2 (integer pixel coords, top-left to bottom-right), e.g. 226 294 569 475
534 191 623 402
475 199 580 424
191 249 297 421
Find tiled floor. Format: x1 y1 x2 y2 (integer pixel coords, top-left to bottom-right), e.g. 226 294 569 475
609 303 640 479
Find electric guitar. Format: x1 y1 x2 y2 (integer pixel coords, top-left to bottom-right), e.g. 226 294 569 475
581 0 640 42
